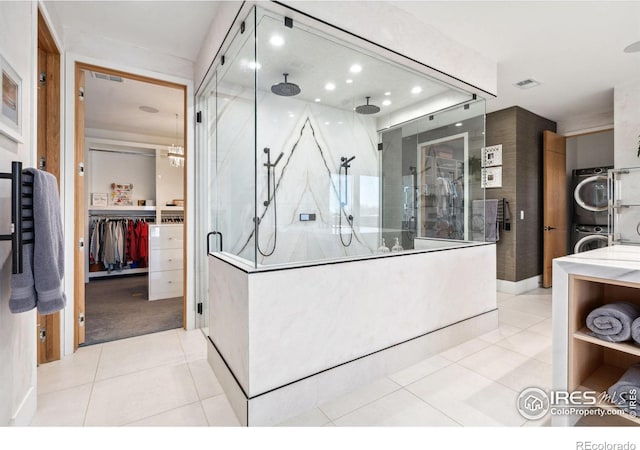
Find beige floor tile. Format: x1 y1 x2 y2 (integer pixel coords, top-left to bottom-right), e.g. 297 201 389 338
406 364 525 426
439 338 490 362
478 324 523 344
178 329 208 362
533 346 553 365
521 288 551 296
278 408 331 427
495 329 552 358
389 355 452 386
84 362 198 426
124 402 208 426
96 329 185 380
499 308 546 329
201 395 241 426
499 296 552 318
319 377 400 420
495 357 552 393
527 318 553 337
333 389 459 426
31 383 92 426
457 345 529 382
188 358 223 400
37 344 102 395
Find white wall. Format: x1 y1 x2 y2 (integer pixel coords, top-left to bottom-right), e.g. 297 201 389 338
614 79 640 170
194 1 497 97
0 1 38 426
566 130 614 174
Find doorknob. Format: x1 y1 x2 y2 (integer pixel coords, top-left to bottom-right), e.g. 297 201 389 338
543 226 556 231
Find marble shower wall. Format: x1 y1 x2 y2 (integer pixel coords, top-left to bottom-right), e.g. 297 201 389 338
215 87 380 266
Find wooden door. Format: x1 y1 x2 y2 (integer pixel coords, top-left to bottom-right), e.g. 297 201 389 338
37 9 61 364
543 130 567 287
74 67 86 348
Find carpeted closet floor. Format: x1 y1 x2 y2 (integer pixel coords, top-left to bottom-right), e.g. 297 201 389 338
83 274 182 346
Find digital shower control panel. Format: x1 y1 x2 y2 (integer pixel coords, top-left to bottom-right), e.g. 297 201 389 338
299 213 316 222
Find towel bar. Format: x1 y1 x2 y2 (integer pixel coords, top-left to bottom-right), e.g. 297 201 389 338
0 161 24 274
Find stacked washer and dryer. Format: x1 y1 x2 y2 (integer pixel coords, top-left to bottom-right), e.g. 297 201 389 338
571 166 611 254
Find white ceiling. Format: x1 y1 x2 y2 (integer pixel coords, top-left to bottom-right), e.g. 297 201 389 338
44 1 640 135
391 1 640 125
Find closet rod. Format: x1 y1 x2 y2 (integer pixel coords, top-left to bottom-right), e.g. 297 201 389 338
89 147 156 157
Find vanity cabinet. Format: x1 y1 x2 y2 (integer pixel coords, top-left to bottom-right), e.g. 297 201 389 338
568 274 640 425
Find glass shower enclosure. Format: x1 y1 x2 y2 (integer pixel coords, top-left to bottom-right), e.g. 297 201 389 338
197 5 486 273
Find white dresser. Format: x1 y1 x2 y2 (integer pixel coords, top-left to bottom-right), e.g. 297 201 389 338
148 224 183 301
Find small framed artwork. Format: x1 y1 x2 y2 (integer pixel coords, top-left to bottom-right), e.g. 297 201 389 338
481 166 503 188
482 144 502 167
0 54 22 142
91 193 108 207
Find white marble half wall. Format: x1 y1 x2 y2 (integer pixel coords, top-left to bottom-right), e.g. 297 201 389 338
215 87 380 266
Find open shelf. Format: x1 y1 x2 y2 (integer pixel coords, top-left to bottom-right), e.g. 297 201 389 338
89 205 156 211
88 267 148 279
574 328 640 357
578 365 640 425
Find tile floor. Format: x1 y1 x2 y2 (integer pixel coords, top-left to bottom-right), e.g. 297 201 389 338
32 288 553 427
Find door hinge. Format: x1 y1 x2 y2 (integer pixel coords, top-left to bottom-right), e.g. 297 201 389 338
39 328 46 342
78 87 85 101
196 111 202 123
78 312 85 326
197 302 203 315
78 238 84 249
39 156 46 170
39 71 46 86
78 162 84 176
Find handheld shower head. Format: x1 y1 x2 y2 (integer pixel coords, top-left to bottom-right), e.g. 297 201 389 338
274 152 284 166
341 155 356 168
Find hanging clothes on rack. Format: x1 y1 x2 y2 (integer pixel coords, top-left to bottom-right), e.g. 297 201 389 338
88 216 153 272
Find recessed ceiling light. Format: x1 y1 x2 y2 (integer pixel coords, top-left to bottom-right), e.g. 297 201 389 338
349 64 362 73
288 113 295 118
411 86 422 94
270 35 284 47
455 122 463 127
139 105 159 113
325 121 330 125
382 99 392 106
325 82 336 91
315 98 321 102
248 61 261 70
346 79 353 84
384 92 391 96
514 78 540 89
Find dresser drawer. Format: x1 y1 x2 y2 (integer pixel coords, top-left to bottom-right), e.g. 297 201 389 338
148 269 183 300
149 248 183 271
149 224 183 250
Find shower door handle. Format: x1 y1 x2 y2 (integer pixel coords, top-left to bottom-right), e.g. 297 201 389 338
207 231 223 253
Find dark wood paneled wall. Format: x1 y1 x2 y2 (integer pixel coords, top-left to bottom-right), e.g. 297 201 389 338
486 107 556 282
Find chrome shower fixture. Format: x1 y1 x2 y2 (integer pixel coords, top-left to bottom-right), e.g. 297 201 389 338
355 96 380 114
271 73 301 96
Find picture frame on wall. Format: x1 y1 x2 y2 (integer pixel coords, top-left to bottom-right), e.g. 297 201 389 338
0 54 23 143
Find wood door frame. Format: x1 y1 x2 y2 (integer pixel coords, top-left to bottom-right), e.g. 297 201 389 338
73 62 188 349
37 8 61 364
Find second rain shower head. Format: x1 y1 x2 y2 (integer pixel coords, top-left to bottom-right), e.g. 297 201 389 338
355 96 380 115
271 73 301 96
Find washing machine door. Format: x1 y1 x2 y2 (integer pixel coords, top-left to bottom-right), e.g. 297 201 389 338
573 234 608 253
574 175 608 212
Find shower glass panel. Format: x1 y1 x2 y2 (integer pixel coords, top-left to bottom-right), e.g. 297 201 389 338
199 5 487 269
215 8 257 266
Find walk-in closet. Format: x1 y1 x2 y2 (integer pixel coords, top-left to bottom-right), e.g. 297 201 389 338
81 67 186 345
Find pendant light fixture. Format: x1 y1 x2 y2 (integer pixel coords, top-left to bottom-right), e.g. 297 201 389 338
168 113 184 168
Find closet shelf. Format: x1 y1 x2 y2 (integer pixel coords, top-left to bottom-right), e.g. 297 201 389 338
578 365 640 425
89 205 156 211
574 328 640 357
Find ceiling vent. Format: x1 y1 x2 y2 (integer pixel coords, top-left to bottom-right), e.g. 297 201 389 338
92 72 124 83
514 78 540 89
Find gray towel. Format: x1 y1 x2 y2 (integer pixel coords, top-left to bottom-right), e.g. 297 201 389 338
586 302 640 342
607 363 640 417
632 317 640 345
471 199 499 242
9 169 66 315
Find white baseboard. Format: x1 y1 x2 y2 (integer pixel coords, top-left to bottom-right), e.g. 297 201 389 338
9 386 36 426
496 275 542 295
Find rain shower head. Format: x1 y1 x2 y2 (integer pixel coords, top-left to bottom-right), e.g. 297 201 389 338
271 73 301 96
355 97 380 115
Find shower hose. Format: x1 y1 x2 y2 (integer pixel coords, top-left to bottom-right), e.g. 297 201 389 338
338 164 354 247
257 165 278 257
